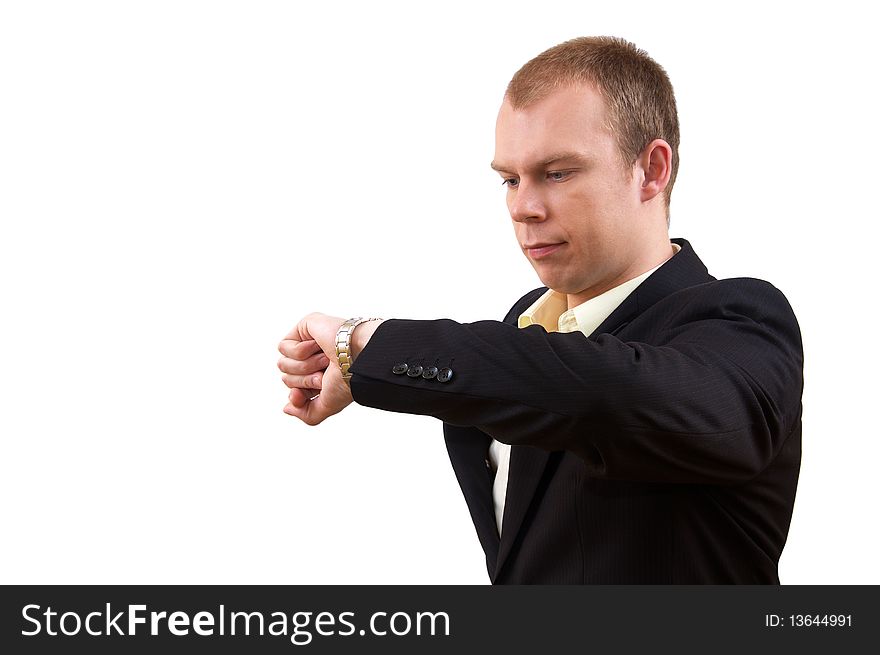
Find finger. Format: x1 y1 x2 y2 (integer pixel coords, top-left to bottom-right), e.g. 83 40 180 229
284 398 323 425
278 338 323 360
288 387 319 408
277 351 331 375
283 358 351 426
284 382 337 425
282 370 324 390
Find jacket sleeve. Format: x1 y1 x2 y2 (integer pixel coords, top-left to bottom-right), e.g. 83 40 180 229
349 279 804 484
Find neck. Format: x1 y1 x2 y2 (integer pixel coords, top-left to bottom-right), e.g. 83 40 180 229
566 238 676 310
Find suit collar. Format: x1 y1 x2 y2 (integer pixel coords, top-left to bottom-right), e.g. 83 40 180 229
589 237 713 338
634 237 714 317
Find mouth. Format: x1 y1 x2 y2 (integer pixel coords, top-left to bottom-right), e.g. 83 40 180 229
523 242 565 259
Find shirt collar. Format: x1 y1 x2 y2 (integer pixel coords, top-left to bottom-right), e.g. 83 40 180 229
518 242 681 335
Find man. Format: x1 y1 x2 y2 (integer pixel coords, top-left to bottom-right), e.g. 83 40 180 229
277 37 803 584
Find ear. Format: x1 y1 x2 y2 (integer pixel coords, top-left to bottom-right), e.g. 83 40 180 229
636 139 672 204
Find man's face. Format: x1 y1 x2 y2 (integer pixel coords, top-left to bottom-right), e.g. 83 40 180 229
493 83 648 306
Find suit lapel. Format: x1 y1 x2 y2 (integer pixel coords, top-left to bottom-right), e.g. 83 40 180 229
492 237 713 581
494 445 552 580
443 424 500 570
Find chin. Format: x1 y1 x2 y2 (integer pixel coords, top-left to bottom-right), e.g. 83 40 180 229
536 275 571 294
530 263 578 294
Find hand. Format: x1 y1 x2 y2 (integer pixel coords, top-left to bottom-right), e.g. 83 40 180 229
278 312 351 425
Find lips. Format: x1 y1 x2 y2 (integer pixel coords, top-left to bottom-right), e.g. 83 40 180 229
524 242 565 259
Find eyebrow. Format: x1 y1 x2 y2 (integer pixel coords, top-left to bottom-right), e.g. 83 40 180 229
490 151 590 173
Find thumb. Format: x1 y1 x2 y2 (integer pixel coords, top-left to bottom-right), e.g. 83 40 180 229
283 363 353 425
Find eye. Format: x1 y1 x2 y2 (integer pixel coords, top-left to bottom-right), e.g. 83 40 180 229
501 177 519 188
548 170 572 182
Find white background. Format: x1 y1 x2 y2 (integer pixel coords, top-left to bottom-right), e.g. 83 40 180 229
1 1 877 584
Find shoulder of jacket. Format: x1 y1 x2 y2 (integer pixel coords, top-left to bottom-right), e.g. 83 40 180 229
663 276 799 327
683 276 792 305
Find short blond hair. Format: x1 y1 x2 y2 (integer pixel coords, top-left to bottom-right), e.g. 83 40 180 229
506 36 680 214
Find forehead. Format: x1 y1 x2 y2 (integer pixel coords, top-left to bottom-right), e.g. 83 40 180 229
493 83 615 169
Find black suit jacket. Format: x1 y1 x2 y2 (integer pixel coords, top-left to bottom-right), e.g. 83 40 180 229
350 238 803 583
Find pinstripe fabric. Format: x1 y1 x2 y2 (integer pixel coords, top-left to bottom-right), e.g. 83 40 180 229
349 238 804 584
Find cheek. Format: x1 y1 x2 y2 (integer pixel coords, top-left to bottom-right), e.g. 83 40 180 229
568 180 625 221
555 187 601 227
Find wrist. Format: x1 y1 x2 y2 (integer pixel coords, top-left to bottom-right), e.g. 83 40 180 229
351 319 385 360
335 317 385 384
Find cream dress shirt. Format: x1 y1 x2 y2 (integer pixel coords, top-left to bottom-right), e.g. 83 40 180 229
487 242 681 535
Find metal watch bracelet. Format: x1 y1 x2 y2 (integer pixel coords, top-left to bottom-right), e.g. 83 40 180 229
335 317 383 383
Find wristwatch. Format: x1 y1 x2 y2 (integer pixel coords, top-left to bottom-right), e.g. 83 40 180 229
335 317 382 384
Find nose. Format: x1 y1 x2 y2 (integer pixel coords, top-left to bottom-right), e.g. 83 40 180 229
508 180 547 223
